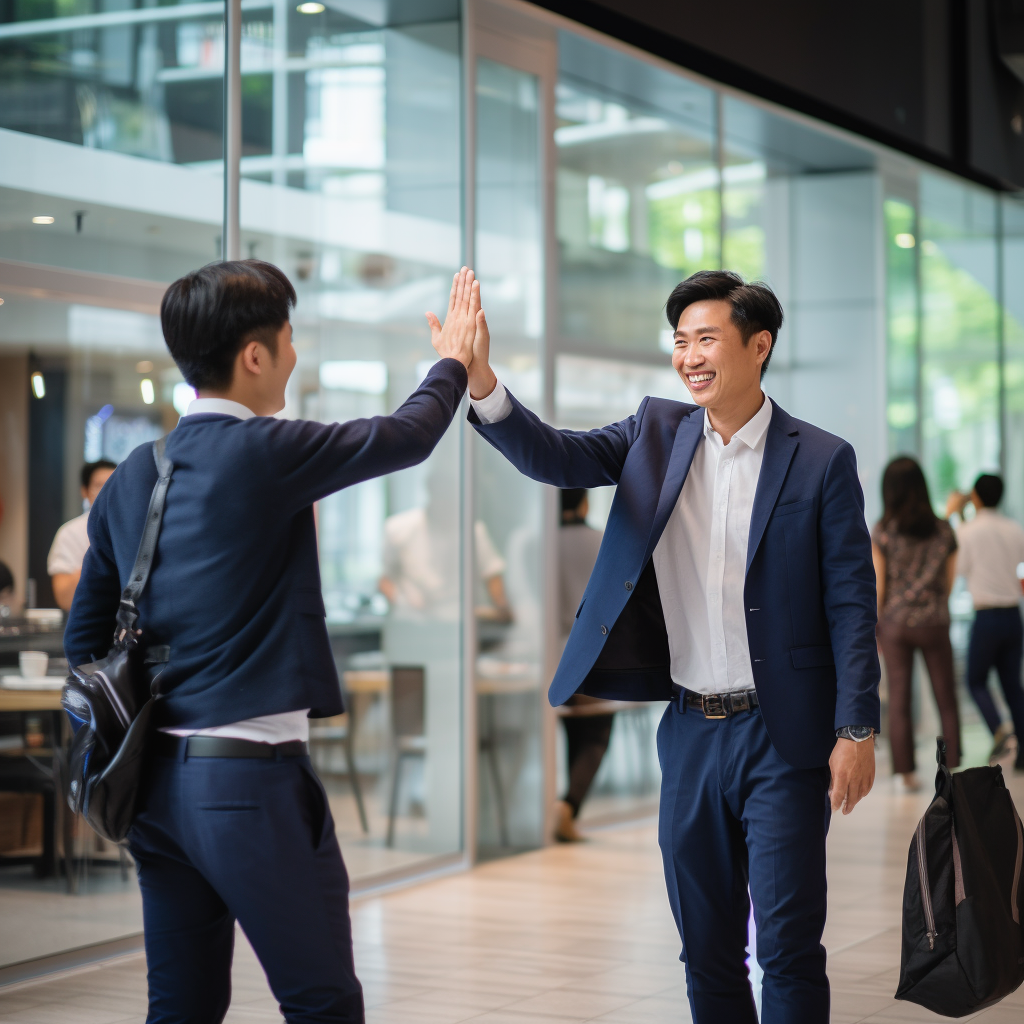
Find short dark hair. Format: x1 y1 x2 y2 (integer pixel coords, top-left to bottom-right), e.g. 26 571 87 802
561 488 587 514
81 460 117 490
160 259 296 390
973 473 1004 508
665 270 784 380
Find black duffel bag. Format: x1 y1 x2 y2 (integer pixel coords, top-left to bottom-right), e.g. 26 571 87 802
895 739 1024 1016
60 437 172 844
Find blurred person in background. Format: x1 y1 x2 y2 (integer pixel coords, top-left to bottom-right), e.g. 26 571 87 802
553 487 612 842
47 460 117 611
947 473 1024 770
872 456 960 792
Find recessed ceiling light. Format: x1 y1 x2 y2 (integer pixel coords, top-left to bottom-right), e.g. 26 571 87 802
140 378 156 405
136 360 154 373
32 216 55 225
297 2 325 12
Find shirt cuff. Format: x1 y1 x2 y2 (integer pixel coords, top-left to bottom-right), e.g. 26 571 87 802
470 380 512 424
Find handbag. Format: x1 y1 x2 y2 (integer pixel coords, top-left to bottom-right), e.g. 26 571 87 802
895 739 1024 1016
61 437 173 844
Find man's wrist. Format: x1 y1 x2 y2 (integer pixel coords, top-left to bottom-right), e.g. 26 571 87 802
836 725 875 742
469 369 497 401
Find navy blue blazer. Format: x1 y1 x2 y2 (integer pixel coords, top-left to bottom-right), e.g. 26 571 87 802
470 390 880 769
65 358 468 731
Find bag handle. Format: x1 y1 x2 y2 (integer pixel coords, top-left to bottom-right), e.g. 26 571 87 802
114 437 173 645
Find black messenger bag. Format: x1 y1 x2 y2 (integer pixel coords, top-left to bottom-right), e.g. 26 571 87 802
895 739 1024 1016
61 438 172 844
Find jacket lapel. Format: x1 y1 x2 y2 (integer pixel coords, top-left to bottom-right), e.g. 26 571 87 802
642 409 704 565
746 408 799 575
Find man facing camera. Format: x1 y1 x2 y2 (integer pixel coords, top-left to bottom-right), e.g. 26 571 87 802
466 270 879 1024
64 261 481 1024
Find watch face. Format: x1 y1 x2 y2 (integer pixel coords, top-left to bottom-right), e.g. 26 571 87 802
844 726 874 742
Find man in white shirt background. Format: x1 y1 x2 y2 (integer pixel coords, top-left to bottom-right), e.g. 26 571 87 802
47 459 116 612
947 473 1024 770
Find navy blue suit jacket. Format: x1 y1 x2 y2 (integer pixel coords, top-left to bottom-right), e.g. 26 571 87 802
470 390 880 769
65 358 468 731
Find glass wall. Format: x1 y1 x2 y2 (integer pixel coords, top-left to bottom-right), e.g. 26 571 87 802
2 0 1024 974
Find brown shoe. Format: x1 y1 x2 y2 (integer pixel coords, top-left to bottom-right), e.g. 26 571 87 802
553 800 584 842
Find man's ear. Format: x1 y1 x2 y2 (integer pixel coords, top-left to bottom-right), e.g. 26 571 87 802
239 340 264 377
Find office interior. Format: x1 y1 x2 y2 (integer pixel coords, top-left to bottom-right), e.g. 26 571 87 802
0 0 1022 975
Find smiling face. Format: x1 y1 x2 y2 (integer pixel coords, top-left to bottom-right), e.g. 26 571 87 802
671 299 771 415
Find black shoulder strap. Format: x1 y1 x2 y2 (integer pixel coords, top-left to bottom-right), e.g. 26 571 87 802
114 437 173 643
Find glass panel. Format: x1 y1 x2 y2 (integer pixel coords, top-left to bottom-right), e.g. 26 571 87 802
919 176 1000 505
883 195 920 456
1003 196 1024 524
722 98 886 522
237 8 464 880
474 57 545 854
555 31 718 356
0 0 225 278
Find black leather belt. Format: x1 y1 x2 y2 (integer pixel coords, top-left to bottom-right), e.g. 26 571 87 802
673 686 759 719
154 734 308 759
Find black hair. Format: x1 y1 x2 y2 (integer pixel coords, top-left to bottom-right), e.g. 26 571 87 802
973 473 1004 508
561 488 587 515
160 259 296 390
81 460 117 490
0 561 12 594
665 270 784 380
880 456 939 539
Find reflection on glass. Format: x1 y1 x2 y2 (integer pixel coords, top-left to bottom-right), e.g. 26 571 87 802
556 31 718 354
474 57 546 853
884 196 920 456
920 176 1000 503
1003 197 1024 523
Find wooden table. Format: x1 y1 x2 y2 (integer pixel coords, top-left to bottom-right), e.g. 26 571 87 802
0 688 64 713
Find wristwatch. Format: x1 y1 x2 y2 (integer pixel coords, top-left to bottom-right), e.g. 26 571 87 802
836 725 875 742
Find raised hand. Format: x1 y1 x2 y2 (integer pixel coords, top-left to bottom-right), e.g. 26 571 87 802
426 267 480 369
467 297 497 401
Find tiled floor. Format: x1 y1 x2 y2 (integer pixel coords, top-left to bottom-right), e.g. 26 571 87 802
2 749 1023 1023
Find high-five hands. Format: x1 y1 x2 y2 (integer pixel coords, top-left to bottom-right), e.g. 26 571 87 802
426 267 484 370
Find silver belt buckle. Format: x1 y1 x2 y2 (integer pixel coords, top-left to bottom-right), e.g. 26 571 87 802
701 693 728 719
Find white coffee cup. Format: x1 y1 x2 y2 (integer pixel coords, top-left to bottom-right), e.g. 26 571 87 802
19 651 49 678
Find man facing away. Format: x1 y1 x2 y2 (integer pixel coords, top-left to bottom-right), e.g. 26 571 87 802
948 473 1024 769
465 270 880 1023
64 261 480 1024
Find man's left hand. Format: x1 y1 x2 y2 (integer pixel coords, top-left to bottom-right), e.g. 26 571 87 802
828 737 875 814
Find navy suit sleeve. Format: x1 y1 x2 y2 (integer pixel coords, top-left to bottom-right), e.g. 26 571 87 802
468 390 647 488
818 442 881 732
64 487 123 668
267 357 467 511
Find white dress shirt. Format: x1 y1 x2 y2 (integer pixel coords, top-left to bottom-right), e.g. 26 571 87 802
470 382 772 695
159 396 310 744
47 513 92 576
956 508 1024 609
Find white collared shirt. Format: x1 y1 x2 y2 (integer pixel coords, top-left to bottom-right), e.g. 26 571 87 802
956 508 1024 609
470 382 772 695
159 396 311 744
652 397 772 694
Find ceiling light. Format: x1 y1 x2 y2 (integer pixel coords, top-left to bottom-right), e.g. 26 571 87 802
32 216 55 225
172 382 196 415
895 232 916 249
136 360 154 373
140 378 156 405
30 372 45 399
297 2 325 12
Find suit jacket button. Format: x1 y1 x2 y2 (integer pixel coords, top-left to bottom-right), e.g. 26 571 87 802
600 625 608 635
624 581 633 591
